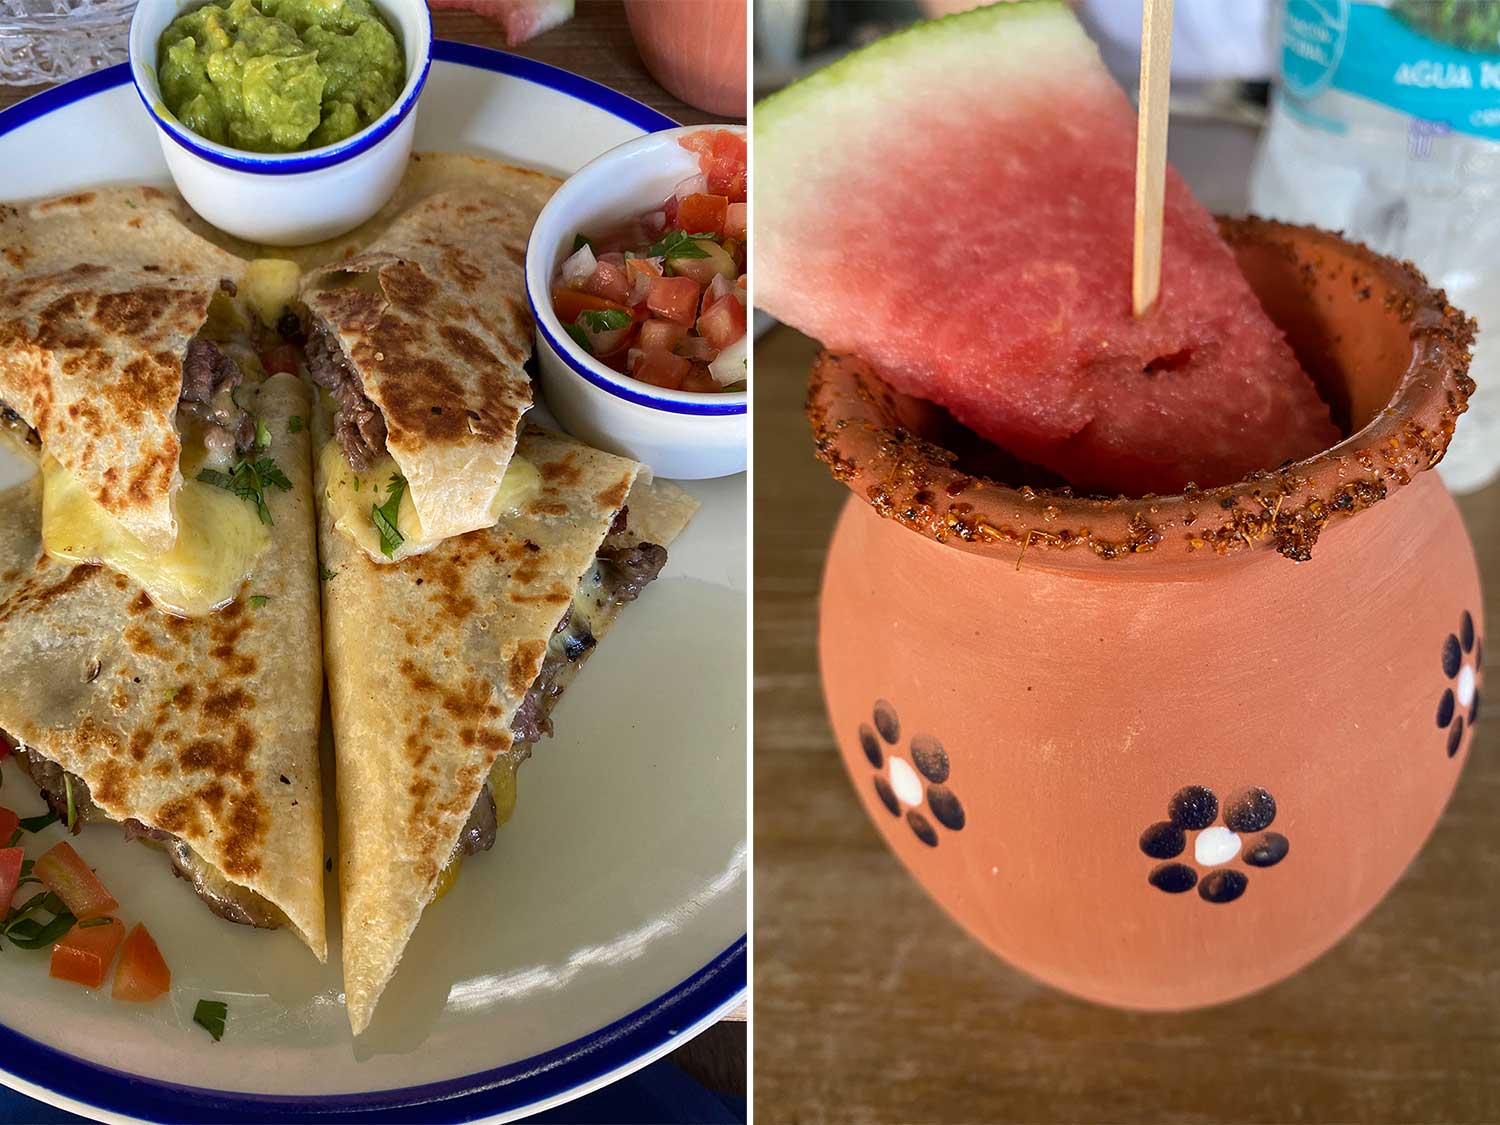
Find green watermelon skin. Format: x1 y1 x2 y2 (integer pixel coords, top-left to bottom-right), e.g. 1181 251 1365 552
755 1 1338 495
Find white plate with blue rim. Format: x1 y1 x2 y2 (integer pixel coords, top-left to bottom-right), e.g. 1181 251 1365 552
0 41 746 1125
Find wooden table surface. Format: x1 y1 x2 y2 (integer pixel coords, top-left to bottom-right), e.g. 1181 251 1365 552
0 0 744 1098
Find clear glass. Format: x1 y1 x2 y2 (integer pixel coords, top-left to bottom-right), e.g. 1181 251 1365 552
0 0 133 87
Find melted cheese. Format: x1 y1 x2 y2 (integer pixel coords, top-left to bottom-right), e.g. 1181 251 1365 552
243 258 301 327
490 756 519 827
318 439 541 563
41 456 269 617
199 288 251 342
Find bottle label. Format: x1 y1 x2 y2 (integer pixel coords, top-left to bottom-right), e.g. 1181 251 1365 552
1280 0 1500 140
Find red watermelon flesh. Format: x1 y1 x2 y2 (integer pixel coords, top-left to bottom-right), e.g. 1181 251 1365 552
755 1 1339 495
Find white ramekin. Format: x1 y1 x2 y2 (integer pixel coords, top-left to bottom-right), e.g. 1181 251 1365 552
128 0 432 247
526 124 748 481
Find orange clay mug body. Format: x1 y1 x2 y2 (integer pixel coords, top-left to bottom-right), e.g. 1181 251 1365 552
813 219 1482 1010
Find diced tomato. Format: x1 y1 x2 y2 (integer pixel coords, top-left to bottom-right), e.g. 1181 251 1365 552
633 349 690 391
677 194 728 239
552 288 631 325
638 318 686 352
681 365 720 394
725 203 747 241
0 847 22 919
582 260 632 305
686 130 747 203
50 918 123 989
675 335 717 362
0 806 17 844
647 276 701 326
258 344 299 376
113 923 171 1002
35 841 118 921
698 295 748 351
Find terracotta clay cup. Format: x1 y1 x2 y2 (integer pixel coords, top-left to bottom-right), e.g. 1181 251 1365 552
624 0 747 117
812 218 1482 1010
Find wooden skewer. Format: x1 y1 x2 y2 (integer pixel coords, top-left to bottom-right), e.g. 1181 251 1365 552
1132 0 1174 318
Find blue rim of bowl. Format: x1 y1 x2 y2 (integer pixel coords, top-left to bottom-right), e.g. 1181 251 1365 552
0 45 746 1124
129 4 435 176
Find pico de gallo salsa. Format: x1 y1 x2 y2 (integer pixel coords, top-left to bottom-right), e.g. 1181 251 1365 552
551 129 747 394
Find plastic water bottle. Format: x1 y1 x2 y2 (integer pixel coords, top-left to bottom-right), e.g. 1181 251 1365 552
1250 0 1500 493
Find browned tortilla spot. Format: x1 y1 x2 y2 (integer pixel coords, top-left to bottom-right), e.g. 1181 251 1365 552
380 261 439 310
200 781 226 813
35 191 97 211
596 478 630 511
505 640 548 699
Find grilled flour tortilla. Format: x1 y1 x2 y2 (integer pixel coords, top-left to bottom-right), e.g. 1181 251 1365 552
318 420 697 1033
0 187 247 553
300 186 543 554
0 373 327 958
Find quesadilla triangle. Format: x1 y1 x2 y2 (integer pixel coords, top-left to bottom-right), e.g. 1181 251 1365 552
0 186 249 554
317 420 698 1034
299 187 541 559
0 371 328 959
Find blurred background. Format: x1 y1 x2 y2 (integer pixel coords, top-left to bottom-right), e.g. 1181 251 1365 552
754 0 1500 494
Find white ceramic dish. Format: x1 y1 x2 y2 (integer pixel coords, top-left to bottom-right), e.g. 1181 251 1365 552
528 124 748 480
0 44 745 1124
128 0 433 245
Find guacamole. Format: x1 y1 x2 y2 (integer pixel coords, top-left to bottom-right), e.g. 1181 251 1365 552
158 0 405 154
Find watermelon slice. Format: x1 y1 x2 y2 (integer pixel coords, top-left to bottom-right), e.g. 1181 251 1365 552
755 1 1339 495
428 0 574 46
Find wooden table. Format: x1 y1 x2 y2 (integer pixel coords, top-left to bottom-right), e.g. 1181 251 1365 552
754 122 1500 1121
0 0 744 1103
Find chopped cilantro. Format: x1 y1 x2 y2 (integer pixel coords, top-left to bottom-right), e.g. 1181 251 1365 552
193 998 228 1041
577 308 632 333
564 322 592 354
287 415 304 434
253 417 271 451
648 230 713 260
78 916 115 929
2 883 74 951
63 773 75 833
371 474 407 558
17 811 57 834
4 829 18 848
572 233 594 253
319 565 337 582
249 595 269 609
197 456 292 526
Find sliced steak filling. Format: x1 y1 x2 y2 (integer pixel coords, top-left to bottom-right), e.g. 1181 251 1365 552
179 337 255 460
0 402 40 453
10 743 283 930
305 319 386 471
450 527 671 862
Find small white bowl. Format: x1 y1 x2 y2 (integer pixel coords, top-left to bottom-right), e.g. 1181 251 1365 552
129 0 432 247
526 124 747 481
